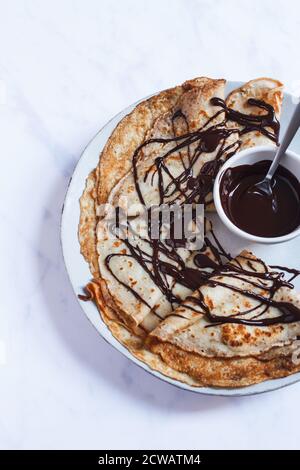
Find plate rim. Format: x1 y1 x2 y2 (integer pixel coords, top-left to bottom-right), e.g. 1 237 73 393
61 81 300 396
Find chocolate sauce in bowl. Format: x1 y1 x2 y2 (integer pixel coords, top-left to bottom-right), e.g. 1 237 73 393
220 160 300 237
96 97 300 327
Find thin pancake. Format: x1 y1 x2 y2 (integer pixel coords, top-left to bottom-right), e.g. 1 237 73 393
96 85 183 206
95 78 240 329
204 77 283 210
148 251 300 358
226 77 283 149
78 77 290 389
79 169 99 277
149 341 300 388
84 274 300 389
84 280 203 386
147 251 300 387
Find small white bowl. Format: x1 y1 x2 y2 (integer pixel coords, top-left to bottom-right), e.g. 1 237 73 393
213 145 300 244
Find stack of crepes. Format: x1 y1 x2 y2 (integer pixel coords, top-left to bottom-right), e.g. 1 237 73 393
79 77 300 388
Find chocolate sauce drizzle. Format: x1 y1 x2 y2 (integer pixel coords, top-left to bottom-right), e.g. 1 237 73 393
211 97 280 144
103 96 300 327
184 255 300 327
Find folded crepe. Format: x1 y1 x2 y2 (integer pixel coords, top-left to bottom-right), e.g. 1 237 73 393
226 77 283 149
79 77 283 280
148 251 300 387
78 76 297 389
93 78 240 330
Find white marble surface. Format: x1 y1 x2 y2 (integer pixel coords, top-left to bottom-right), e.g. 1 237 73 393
1 0 300 450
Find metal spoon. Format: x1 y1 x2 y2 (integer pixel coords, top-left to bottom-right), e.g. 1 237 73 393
254 100 300 196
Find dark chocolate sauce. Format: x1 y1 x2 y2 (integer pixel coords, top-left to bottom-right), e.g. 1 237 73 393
101 96 300 327
116 104 240 312
78 293 92 301
210 97 280 144
220 160 300 237
183 255 300 327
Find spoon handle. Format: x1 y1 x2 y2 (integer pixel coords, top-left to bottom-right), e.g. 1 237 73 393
267 100 300 180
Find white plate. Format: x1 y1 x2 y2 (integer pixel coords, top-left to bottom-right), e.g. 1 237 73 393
61 81 300 396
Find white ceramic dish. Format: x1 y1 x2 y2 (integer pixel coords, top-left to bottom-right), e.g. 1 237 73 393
213 146 300 244
61 81 300 396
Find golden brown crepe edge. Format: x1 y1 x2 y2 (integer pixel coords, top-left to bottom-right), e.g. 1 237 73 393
78 77 300 389
84 278 300 388
78 169 99 278
96 84 183 206
79 82 187 275
84 280 203 387
226 77 283 116
149 341 300 388
79 77 226 320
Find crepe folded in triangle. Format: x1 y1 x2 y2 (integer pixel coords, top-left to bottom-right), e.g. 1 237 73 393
93 78 240 330
78 77 293 389
147 251 300 386
79 77 283 283
225 77 283 149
